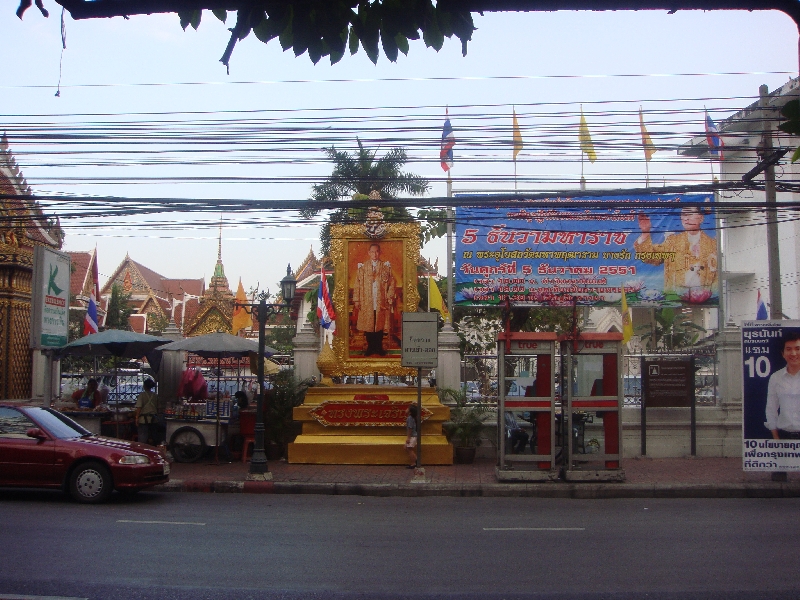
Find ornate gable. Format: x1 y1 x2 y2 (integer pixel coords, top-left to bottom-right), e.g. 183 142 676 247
101 255 157 298
184 303 232 337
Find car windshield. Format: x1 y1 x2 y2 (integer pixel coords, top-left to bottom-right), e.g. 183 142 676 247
26 407 91 439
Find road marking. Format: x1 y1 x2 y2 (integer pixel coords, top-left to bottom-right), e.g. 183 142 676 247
0 596 88 600
483 527 585 531
116 519 206 526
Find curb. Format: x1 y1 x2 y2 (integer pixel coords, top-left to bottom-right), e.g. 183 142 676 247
155 479 800 499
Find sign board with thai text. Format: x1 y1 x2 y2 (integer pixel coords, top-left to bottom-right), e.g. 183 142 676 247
742 320 800 471
455 193 717 308
642 357 694 408
401 312 438 369
30 246 71 349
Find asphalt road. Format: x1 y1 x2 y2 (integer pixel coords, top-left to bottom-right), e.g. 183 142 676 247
1 489 799 600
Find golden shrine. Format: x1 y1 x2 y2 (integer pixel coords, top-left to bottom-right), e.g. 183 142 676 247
289 207 452 465
0 135 64 399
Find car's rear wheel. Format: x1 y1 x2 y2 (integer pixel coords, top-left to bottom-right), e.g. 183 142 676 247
171 427 206 463
69 461 113 504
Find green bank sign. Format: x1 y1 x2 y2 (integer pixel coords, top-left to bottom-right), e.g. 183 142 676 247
30 246 71 349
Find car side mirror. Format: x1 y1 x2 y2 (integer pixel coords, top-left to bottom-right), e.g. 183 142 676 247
26 428 46 440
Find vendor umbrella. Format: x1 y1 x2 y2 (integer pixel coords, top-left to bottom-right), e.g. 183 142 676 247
157 331 276 358
57 329 172 359
157 332 277 463
57 330 172 437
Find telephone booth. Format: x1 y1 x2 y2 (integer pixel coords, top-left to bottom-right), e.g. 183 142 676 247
496 332 559 481
560 332 625 481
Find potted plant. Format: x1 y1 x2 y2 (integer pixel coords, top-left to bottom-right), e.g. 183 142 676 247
440 388 491 464
265 370 313 459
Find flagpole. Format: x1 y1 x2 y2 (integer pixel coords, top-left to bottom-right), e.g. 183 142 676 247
427 274 431 313
704 107 715 182
318 270 325 354
580 104 585 189
446 172 454 322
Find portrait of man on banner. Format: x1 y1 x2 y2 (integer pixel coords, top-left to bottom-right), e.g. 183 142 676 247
634 204 717 296
742 321 800 472
348 240 403 358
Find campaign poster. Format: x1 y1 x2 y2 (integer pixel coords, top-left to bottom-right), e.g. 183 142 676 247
455 193 718 308
742 320 800 471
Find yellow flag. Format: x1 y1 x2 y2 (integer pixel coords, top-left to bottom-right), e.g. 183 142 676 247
579 108 597 163
428 276 450 322
620 286 633 344
639 107 657 162
512 107 523 161
231 278 252 335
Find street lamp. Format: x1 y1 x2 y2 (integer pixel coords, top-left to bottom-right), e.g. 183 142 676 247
235 264 296 478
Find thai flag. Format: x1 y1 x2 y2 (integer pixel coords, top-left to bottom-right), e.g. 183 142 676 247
317 268 336 334
440 110 455 172
83 285 99 335
83 254 99 336
756 289 768 320
705 111 724 161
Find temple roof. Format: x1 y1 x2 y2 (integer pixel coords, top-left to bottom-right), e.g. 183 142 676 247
99 254 205 331
67 249 95 297
0 133 63 250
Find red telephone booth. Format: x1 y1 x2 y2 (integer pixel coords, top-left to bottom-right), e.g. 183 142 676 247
496 332 558 481
560 332 625 481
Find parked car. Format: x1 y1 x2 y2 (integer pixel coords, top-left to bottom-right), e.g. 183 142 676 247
0 404 170 503
464 381 481 401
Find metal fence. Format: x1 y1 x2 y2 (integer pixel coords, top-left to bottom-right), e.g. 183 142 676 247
60 369 148 405
463 343 718 407
622 344 718 407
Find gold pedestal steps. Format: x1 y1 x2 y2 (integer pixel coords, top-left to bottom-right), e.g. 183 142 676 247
288 385 453 465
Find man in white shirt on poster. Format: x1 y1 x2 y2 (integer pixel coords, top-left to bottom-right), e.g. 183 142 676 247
765 334 800 440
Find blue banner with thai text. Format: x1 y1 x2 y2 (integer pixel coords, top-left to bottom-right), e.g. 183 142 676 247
742 320 800 471
455 193 718 307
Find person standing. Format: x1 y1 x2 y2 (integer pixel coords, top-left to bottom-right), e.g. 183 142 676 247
353 243 396 356
405 405 418 469
765 334 800 440
135 379 159 445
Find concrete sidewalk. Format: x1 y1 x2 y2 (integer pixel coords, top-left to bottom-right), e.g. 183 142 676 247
156 456 800 498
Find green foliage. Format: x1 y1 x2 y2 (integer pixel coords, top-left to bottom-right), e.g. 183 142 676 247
440 387 491 448
417 208 448 245
68 295 85 342
636 307 706 350
778 99 800 162
510 306 578 336
265 322 296 354
105 284 134 330
265 370 313 447
180 1 475 69
146 312 169 334
302 138 429 256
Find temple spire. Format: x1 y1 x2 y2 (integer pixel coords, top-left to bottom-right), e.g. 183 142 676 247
218 215 223 261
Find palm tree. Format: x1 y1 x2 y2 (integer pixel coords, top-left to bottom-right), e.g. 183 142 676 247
303 138 429 255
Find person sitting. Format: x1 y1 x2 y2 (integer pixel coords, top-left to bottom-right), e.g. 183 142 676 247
234 391 249 410
505 411 530 454
71 378 102 409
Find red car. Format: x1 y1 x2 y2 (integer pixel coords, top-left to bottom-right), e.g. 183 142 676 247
0 404 170 503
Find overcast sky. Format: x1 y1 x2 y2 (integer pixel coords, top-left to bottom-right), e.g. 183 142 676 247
2 7 797 295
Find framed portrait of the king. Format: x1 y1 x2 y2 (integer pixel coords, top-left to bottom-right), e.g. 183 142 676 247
329 222 421 376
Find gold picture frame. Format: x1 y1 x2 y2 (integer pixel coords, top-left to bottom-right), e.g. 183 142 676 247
329 222 421 376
